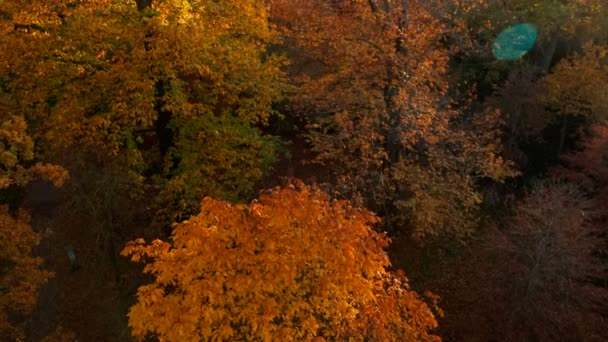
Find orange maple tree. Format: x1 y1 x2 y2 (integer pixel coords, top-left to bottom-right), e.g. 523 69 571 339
122 182 440 341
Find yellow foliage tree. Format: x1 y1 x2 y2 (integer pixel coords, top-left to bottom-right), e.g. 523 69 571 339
1 0 285 223
122 182 440 341
543 43 608 121
538 42 608 154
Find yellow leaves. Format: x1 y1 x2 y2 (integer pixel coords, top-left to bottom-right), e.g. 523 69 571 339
2 0 283 174
0 113 70 188
542 42 608 120
0 115 34 170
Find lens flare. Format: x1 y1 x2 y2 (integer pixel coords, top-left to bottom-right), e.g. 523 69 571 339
493 23 538 61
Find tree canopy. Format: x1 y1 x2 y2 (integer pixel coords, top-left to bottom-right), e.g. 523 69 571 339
0 0 606 340
122 183 440 341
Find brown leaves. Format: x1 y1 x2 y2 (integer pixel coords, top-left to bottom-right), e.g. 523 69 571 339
552 123 608 214
426 179 607 341
272 0 515 240
486 182 606 340
123 182 440 341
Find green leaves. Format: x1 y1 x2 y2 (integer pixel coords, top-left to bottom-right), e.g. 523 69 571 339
153 109 284 224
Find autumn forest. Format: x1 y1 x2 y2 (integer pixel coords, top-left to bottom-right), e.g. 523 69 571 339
1 0 607 341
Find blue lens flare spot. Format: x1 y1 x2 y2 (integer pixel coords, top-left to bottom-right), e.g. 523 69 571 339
492 23 538 61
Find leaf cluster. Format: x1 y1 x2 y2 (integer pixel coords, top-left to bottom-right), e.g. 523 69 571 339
123 182 440 341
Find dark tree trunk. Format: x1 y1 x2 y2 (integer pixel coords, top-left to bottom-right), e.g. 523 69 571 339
154 82 174 157
539 34 559 73
558 116 568 157
135 0 152 11
135 0 175 159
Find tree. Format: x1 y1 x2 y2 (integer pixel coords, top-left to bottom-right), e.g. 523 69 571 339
493 182 606 340
434 181 607 341
484 69 551 169
0 0 285 224
1 2 286 339
542 43 608 122
534 42 608 155
553 123 608 221
0 115 34 189
0 206 52 341
122 182 441 341
0 98 67 190
271 0 515 239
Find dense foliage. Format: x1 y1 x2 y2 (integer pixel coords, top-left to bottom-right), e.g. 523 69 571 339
0 0 606 340
123 183 440 341
0 207 52 340
272 0 516 239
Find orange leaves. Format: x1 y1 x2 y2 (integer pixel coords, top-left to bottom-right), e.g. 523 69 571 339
0 206 53 340
0 112 69 188
123 182 440 341
28 163 70 187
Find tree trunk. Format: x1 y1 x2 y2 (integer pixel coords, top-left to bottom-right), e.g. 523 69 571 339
135 0 152 11
557 116 568 157
539 34 559 73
